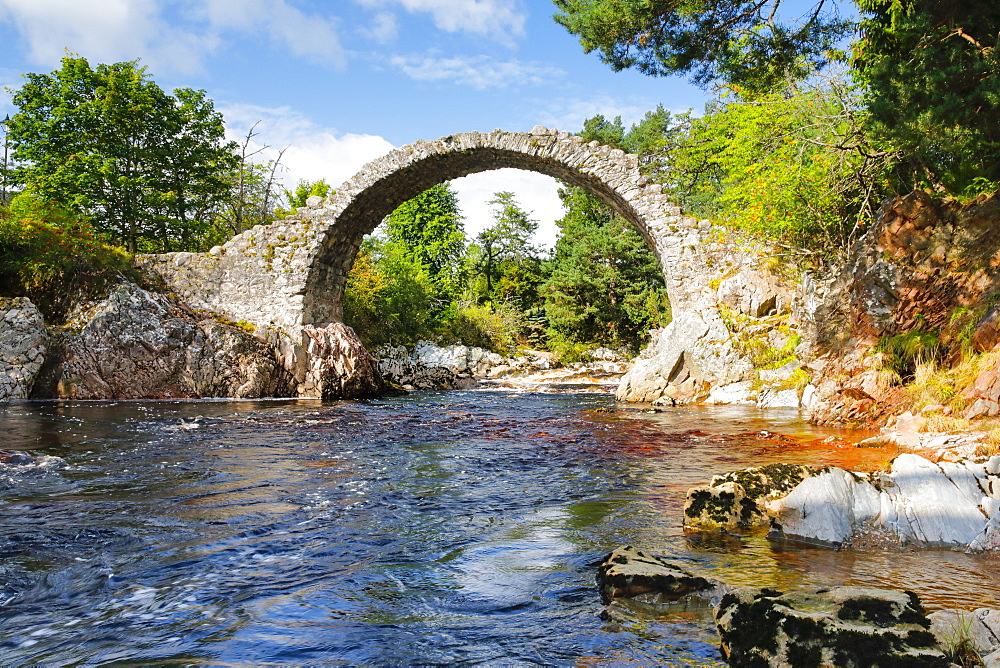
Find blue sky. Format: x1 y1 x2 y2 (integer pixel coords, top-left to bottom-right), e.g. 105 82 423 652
0 0 712 247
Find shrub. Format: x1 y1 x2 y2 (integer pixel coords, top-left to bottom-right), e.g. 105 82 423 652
0 193 137 321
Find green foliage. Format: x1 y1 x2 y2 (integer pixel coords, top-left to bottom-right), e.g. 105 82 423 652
8 55 238 253
0 192 137 320
471 191 540 306
440 299 524 353
875 331 943 382
664 76 887 257
853 0 1000 192
342 236 437 348
541 187 670 352
275 179 333 218
385 183 466 296
552 0 852 95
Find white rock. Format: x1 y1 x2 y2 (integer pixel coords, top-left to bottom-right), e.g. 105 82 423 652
772 469 881 545
707 381 755 405
757 388 800 408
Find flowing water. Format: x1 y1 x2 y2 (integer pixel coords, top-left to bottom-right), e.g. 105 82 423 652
2 390 999 665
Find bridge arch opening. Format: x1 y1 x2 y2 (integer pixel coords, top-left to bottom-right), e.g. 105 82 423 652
303 130 671 326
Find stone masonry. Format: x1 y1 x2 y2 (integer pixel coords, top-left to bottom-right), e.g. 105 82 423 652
139 127 760 399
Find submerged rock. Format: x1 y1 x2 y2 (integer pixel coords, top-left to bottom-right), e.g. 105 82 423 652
0 297 48 400
714 586 947 666
595 546 726 604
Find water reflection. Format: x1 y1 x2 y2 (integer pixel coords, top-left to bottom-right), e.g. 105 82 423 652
0 393 994 665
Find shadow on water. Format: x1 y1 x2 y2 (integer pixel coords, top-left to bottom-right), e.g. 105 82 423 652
0 392 996 665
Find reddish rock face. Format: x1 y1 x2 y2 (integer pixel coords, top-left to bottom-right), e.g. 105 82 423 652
806 190 1000 427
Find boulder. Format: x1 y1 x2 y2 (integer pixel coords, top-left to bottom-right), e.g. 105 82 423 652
769 454 998 549
769 468 882 547
0 297 47 400
714 586 947 666
687 454 1000 551
616 312 751 404
928 609 1000 658
684 463 814 531
595 546 726 604
35 283 295 399
301 322 384 399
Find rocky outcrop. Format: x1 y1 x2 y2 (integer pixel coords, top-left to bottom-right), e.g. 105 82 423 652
683 463 814 531
0 298 48 400
714 586 947 666
616 250 815 409
684 453 1000 551
299 323 384 399
807 190 1000 426
34 283 295 399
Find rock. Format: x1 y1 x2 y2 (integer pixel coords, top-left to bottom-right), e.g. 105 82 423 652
0 297 48 400
714 586 947 666
770 468 882 546
770 454 996 549
707 381 755 405
302 322 384 399
617 311 751 404
35 283 295 399
966 398 1000 420
684 463 814 531
757 387 801 408
973 306 1000 353
928 609 1000 657
595 546 725 604
716 269 784 317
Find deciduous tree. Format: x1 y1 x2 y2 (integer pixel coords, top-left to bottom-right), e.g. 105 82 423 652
8 56 237 252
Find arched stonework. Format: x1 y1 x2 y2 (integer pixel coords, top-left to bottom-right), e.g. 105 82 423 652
141 127 751 400
143 127 691 331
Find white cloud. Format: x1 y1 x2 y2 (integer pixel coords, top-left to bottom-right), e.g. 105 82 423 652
361 11 398 43
198 0 345 67
451 169 564 250
389 54 563 90
356 0 525 42
0 0 344 74
0 0 215 74
220 103 395 190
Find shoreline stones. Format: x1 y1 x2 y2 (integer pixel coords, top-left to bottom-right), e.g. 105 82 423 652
0 297 48 400
595 546 728 605
595 545 1000 666
715 586 947 666
684 453 1000 551
683 463 815 532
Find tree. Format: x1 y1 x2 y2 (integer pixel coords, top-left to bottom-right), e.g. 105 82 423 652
275 178 333 218
384 183 465 291
8 55 238 252
342 234 437 347
542 187 670 350
553 0 851 95
663 76 886 256
473 191 539 302
853 0 1000 191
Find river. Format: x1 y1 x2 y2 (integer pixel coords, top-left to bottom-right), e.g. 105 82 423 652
2 390 999 665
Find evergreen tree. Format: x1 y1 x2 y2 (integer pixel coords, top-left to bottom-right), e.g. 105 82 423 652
542 187 669 351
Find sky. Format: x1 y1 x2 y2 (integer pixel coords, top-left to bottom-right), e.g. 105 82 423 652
0 0 713 248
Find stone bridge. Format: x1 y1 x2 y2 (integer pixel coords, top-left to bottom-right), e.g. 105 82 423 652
143 127 754 398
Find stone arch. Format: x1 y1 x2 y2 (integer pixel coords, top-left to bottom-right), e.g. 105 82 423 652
301 128 675 324
142 128 695 334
